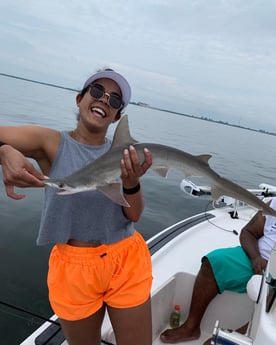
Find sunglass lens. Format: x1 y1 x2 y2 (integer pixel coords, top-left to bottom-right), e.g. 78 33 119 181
90 85 104 99
90 84 123 109
109 96 123 109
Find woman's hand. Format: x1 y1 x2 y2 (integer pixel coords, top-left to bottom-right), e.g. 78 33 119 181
0 145 45 200
120 145 152 188
120 145 152 221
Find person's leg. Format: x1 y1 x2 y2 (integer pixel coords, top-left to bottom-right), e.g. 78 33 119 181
59 305 106 345
160 258 219 343
108 296 152 345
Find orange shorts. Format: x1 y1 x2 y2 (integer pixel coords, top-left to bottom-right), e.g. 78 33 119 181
47 231 153 321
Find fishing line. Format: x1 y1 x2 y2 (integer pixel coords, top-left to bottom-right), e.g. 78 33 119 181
0 301 115 345
0 306 42 325
0 300 60 326
204 200 239 235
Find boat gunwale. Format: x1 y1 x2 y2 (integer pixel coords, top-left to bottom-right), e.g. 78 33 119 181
147 212 215 255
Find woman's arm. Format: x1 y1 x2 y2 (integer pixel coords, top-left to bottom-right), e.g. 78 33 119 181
0 126 60 199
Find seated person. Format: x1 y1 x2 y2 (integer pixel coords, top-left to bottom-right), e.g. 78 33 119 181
160 197 276 344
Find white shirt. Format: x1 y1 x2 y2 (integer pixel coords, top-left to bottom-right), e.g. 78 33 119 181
258 197 276 260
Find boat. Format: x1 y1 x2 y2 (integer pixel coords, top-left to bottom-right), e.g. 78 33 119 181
20 181 276 345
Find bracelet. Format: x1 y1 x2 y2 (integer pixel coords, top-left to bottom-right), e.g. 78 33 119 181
123 183 141 195
0 141 7 147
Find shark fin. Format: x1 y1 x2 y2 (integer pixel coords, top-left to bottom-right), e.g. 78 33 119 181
197 154 212 164
152 166 169 178
97 183 130 207
111 115 138 150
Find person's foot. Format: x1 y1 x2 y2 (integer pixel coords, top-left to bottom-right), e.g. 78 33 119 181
160 325 200 343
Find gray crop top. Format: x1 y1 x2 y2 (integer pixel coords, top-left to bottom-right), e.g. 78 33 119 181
36 131 135 246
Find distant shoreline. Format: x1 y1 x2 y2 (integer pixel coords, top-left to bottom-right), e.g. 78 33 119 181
131 101 276 137
1 73 273 136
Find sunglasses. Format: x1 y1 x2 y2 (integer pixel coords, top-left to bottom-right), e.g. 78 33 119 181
89 84 123 110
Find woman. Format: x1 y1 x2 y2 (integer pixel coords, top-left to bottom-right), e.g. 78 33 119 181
0 69 153 345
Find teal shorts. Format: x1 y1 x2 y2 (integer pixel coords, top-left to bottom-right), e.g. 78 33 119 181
204 246 254 294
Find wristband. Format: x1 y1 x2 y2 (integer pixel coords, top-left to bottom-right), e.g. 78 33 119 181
123 183 141 195
0 141 7 147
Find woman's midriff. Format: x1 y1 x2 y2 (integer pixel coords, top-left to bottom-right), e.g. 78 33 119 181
67 239 102 247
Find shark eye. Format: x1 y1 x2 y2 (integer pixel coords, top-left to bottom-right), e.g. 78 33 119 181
58 183 64 188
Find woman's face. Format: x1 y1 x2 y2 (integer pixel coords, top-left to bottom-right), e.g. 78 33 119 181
76 78 122 132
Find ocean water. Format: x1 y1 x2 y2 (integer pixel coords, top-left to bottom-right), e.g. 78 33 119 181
1 76 276 344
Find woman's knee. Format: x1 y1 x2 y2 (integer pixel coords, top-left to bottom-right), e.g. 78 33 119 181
60 306 106 345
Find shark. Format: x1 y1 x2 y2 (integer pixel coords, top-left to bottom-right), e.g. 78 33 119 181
44 115 276 216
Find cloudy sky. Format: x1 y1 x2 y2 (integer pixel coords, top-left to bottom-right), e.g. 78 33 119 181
0 0 276 131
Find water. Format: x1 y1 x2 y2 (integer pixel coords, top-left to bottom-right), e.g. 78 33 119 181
1 75 276 344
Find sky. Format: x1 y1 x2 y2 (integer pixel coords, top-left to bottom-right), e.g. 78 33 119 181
0 0 276 131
